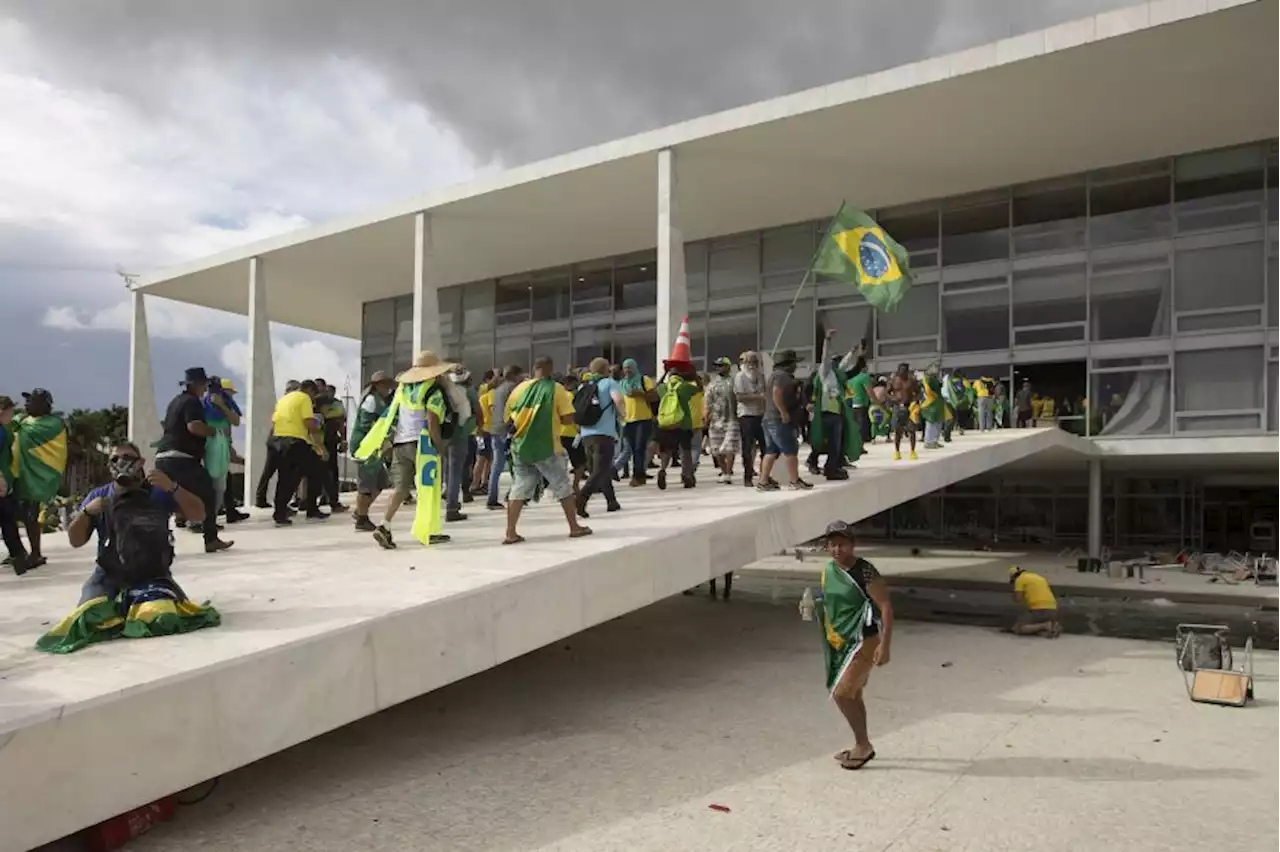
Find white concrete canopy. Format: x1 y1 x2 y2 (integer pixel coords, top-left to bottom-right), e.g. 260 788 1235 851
0 429 1092 851
134 0 1278 339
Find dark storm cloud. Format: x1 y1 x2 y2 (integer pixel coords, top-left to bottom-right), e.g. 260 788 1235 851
3 0 1133 165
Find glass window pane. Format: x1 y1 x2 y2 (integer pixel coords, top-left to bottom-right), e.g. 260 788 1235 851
685 241 708 304
818 304 875 356
533 337 571 375
707 309 757 365
1175 145 1265 232
1091 368 1171 436
362 298 394 355
1013 179 1086 254
614 323 657 377
942 202 1009 266
361 353 393 386
1090 175 1172 246
614 259 656 310
572 326 612 372
394 295 415 353
708 236 759 297
1090 265 1171 340
1176 309 1263 333
438 286 462 340
572 260 613 317
891 495 942 539
942 288 1009 353
1177 413 1261 431
1173 239 1264 311
463 281 495 333
1269 361 1278 431
531 267 570 322
495 336 530 374
495 277 531 326
878 282 938 340
943 494 996 539
762 224 814 273
876 205 939 270
1175 347 1264 412
761 299 813 353
462 335 493 376
1013 264 1086 326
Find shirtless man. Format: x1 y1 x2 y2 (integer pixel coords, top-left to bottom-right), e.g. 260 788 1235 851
888 363 919 462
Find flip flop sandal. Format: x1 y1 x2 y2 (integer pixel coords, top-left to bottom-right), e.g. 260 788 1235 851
568 527 593 539
502 535 526 546
840 750 876 771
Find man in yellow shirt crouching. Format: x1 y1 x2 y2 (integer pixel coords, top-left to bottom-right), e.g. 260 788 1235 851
1009 565 1061 637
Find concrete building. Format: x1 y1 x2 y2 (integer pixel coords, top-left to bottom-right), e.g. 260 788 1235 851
133 0 1279 554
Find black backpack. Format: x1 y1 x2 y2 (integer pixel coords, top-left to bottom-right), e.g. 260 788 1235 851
573 379 611 427
424 385 458 441
100 488 175 586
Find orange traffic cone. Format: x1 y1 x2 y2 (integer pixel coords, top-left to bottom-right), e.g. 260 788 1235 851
663 316 694 370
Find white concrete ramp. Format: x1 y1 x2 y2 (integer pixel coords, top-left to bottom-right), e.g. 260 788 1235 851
0 428 1091 851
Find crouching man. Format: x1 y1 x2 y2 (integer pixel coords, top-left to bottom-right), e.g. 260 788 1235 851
35 441 221 653
1008 565 1061 638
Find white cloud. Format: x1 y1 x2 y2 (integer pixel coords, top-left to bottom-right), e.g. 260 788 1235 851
39 296 246 340
219 336 360 399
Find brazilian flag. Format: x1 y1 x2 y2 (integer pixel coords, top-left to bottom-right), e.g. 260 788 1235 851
508 378 559 464
12 414 67 503
812 203 913 312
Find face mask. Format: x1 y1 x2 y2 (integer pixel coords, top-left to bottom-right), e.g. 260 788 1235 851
110 455 145 487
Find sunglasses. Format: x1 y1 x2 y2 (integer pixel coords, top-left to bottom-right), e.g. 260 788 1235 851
109 455 140 464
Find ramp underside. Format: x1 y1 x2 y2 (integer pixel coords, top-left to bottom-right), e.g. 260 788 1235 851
0 428 1089 851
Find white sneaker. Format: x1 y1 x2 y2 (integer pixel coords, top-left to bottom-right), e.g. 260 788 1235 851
716 472 727 484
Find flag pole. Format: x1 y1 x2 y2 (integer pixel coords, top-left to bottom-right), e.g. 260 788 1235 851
769 200 846 358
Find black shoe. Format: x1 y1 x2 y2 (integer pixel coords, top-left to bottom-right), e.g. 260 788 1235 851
329 503 349 514
824 469 849 481
10 556 29 576
305 510 330 521
254 500 271 510
428 533 451 544
373 525 396 549
486 502 505 511
205 539 234 553
807 463 821 477
353 515 377 532
225 509 250 523
446 510 468 522
606 503 622 513
274 516 294 527
755 481 780 492
656 469 667 491
575 494 589 519
682 477 696 489
462 491 475 504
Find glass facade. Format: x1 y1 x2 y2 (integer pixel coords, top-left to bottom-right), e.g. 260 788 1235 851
362 140 1278 437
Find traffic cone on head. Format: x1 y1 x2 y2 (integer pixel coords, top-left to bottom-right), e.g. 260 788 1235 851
663 316 694 371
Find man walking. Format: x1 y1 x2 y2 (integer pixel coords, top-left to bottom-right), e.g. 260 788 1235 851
735 351 767 487
887 363 919 461
704 357 740 484
445 365 479 523
0 396 29 574
1015 379 1034 428
757 349 810 491
350 371 394 532
268 379 329 527
154 369 232 552
486 365 524 510
575 357 625 517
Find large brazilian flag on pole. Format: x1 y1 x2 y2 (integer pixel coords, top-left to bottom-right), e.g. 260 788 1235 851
811 203 913 312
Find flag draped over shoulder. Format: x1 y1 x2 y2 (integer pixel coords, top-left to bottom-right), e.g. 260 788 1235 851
12 414 67 503
812 204 913 312
508 379 558 464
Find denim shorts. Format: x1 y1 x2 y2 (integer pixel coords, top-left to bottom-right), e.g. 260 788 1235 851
763 420 799 456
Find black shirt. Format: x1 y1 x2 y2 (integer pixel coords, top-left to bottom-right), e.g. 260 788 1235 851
157 392 207 457
763 368 801 424
842 557 883 635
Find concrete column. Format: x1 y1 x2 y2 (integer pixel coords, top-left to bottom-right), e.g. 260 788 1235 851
412 211 442 355
656 148 688 368
1087 458 1103 560
244 256 276 505
127 289 161 463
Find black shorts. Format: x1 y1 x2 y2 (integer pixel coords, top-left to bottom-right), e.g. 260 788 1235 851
561 436 587 469
476 435 492 459
655 428 692 453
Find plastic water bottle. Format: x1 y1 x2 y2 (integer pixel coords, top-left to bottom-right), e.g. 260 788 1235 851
799 587 816 622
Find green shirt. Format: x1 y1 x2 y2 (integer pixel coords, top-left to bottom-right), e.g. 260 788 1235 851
657 377 697 430
847 371 872 408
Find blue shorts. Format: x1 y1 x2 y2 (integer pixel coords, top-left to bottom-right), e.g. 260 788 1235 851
764 420 799 456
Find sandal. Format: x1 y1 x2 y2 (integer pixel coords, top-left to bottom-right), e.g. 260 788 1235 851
568 527 593 539
840 750 876 771
502 535 526 546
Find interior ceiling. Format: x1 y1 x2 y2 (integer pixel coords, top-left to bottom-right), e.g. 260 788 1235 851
139 1 1278 340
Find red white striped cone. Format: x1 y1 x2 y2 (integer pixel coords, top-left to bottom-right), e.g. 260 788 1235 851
663 316 693 369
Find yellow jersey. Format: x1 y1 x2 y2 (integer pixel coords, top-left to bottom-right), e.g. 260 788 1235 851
557 384 578 439
622 377 656 423
272 391 315 441
1014 571 1057 610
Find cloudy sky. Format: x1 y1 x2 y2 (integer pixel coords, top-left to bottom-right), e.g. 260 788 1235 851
0 0 1131 412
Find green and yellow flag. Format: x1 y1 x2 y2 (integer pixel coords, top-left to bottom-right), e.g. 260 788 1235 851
11 414 67 503
508 378 558 464
812 203 913 312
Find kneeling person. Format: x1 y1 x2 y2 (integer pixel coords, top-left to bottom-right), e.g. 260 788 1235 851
36 442 220 653
1009 565 1061 637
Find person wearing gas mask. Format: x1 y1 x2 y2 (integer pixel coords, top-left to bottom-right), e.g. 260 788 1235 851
66 441 205 605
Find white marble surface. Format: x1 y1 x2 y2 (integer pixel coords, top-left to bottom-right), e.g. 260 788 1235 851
0 428 1090 852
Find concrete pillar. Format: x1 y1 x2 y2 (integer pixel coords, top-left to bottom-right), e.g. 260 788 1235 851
656 148 688 368
412 211 442 355
244 257 276 505
1087 458 1103 560
127 290 161 463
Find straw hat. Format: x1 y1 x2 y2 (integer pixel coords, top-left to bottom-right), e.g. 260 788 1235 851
396 350 457 383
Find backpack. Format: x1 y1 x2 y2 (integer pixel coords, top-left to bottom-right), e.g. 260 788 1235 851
657 381 684 429
573 379 610 427
425 385 458 442
100 488 175 587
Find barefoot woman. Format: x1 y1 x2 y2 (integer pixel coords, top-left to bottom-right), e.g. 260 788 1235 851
817 521 893 770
